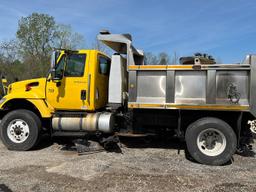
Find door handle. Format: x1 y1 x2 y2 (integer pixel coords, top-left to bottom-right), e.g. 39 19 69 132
81 90 86 101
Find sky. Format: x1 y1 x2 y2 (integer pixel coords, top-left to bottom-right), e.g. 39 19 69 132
0 0 255 63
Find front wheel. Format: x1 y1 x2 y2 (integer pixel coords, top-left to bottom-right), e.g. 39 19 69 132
185 117 237 165
0 109 41 151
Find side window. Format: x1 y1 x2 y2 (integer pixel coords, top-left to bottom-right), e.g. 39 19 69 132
64 54 86 77
99 56 110 75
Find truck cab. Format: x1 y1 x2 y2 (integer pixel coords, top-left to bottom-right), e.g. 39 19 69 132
0 50 111 114
47 50 110 111
0 49 114 151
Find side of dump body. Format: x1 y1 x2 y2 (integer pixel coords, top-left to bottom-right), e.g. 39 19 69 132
98 32 256 117
128 63 252 113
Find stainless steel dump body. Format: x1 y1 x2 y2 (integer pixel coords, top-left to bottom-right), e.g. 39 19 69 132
128 63 253 112
98 32 256 117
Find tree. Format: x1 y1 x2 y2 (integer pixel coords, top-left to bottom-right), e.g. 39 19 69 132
158 52 169 65
14 12 86 79
170 51 179 64
16 13 57 58
215 57 222 64
0 40 24 82
144 52 172 65
144 52 158 65
0 39 19 63
54 24 85 50
91 37 111 55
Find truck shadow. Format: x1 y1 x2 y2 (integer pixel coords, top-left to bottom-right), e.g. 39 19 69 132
33 134 54 150
35 134 255 165
119 136 201 164
0 184 13 192
119 136 185 150
119 135 255 165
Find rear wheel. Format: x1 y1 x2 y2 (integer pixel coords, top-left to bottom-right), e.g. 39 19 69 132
0 109 41 151
185 117 237 165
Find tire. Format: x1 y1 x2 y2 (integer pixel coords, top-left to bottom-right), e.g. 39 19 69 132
0 109 41 151
185 117 237 166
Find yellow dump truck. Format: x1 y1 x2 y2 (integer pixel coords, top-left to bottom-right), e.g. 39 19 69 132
0 31 255 165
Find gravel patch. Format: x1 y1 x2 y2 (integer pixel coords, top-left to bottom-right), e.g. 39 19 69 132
0 136 255 192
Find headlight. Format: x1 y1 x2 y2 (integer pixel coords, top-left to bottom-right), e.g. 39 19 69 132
0 98 6 105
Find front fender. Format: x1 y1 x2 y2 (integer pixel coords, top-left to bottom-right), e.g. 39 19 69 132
0 95 54 118
26 99 54 118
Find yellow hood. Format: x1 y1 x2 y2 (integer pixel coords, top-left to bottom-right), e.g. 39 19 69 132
7 78 47 99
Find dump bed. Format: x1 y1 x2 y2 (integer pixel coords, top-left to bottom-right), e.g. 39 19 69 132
127 63 252 113
98 32 256 117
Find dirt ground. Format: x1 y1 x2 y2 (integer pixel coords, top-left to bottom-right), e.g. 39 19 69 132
0 136 256 192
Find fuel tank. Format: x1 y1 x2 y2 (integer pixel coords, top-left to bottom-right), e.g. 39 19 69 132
52 112 114 133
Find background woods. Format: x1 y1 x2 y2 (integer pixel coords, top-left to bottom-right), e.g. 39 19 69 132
0 13 86 82
0 12 178 83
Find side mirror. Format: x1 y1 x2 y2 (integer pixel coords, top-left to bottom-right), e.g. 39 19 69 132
50 68 56 79
50 50 62 81
51 51 56 68
50 68 61 81
51 50 61 68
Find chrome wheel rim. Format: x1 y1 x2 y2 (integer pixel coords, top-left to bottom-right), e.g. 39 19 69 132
7 119 30 143
197 128 226 156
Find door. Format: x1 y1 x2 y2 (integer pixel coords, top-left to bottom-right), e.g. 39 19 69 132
46 53 89 110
